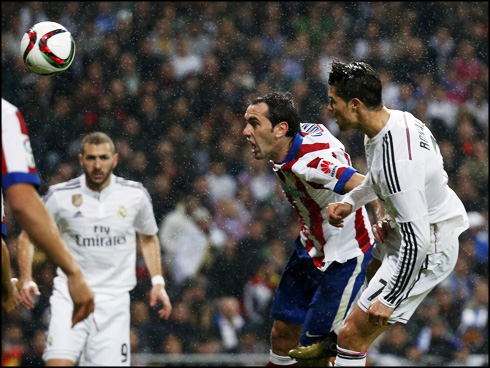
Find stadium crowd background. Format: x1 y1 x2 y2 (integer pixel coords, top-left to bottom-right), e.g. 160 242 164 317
1 1 488 366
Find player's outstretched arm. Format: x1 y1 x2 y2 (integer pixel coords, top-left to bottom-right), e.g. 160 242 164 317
2 238 20 313
139 233 172 320
6 183 94 326
17 230 40 310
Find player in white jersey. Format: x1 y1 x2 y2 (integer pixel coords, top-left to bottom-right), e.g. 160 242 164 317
325 61 469 366
18 132 172 366
2 98 94 321
243 92 386 366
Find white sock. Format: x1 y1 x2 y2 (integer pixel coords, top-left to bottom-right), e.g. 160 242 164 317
269 350 298 365
334 346 367 366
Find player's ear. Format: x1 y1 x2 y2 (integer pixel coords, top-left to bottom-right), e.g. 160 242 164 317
275 121 289 138
350 98 362 111
78 153 83 167
113 153 119 168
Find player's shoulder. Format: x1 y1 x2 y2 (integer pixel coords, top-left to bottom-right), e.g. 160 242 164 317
1 98 20 124
114 176 153 200
114 176 145 190
44 177 82 201
2 98 18 113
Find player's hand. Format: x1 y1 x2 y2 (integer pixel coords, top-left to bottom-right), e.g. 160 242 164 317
2 278 21 313
66 270 95 328
367 299 394 326
372 219 393 244
326 203 352 227
19 279 41 310
150 284 172 320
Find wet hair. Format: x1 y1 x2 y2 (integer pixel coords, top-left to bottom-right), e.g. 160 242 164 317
328 61 383 109
81 132 115 154
250 91 301 138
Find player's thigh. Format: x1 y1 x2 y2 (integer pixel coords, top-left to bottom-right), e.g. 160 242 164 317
83 293 131 366
301 254 365 346
270 250 322 325
357 244 458 324
43 290 90 364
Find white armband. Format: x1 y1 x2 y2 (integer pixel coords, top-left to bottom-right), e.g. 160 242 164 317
151 275 165 287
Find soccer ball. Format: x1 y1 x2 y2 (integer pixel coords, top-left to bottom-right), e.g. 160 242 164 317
20 21 75 76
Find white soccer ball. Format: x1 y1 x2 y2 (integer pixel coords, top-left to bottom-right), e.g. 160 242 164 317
20 21 75 76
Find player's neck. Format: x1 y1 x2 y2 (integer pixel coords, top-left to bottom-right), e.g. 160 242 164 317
86 176 112 192
273 136 293 163
360 106 390 138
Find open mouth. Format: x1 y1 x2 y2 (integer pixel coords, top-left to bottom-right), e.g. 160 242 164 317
247 139 259 153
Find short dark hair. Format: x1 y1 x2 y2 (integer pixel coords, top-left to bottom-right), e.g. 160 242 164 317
250 92 301 138
328 61 383 109
81 132 115 154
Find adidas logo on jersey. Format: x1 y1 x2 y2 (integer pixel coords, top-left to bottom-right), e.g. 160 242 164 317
74 211 83 218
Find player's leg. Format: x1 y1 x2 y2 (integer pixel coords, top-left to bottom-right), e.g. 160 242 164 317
43 286 89 366
270 320 303 361
268 238 323 366
291 251 370 366
82 292 131 366
334 304 389 366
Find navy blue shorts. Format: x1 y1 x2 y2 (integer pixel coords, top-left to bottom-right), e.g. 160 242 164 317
270 237 373 346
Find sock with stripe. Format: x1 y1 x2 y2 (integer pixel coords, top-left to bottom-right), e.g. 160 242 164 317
334 346 367 366
267 350 298 366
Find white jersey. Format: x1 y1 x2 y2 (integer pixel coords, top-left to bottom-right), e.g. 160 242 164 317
342 109 469 308
2 98 41 236
272 123 374 271
44 174 159 302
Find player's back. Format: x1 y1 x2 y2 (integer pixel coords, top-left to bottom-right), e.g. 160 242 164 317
378 110 467 224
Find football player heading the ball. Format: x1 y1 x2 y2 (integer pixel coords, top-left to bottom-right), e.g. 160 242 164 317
324 61 469 366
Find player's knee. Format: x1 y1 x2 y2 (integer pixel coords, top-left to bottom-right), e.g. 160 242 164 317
337 319 357 349
271 321 298 353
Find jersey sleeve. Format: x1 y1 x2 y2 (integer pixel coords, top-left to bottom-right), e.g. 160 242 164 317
1 105 40 192
293 150 358 194
341 172 378 211
378 159 431 308
134 187 159 235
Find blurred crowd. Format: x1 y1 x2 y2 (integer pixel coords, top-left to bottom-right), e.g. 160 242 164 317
1 2 488 366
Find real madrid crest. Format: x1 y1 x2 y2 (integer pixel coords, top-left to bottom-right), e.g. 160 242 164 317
118 206 127 218
72 194 83 207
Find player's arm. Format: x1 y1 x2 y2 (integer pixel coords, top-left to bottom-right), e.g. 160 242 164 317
17 230 40 310
5 183 94 326
369 160 430 326
2 238 20 313
327 172 378 227
138 233 172 320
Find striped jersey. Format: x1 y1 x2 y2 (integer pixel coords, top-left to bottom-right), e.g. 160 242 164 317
272 123 374 272
342 109 469 308
44 174 159 302
2 98 40 236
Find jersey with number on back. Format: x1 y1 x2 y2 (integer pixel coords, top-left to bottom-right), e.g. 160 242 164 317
2 98 40 237
44 174 158 302
343 109 468 308
272 123 374 271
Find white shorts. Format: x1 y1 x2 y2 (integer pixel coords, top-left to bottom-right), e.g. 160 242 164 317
43 290 131 366
356 217 462 324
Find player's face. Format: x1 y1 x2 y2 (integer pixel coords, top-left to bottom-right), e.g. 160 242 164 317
243 103 276 160
328 86 357 131
79 143 118 191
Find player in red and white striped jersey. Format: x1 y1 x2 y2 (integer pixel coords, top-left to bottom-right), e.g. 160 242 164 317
1 98 94 322
243 92 383 366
